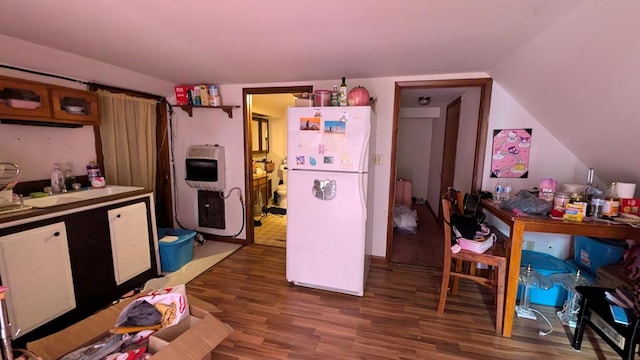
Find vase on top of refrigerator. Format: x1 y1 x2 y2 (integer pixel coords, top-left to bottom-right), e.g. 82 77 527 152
286 106 376 296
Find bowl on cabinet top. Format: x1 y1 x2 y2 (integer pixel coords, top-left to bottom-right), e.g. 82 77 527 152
63 105 86 114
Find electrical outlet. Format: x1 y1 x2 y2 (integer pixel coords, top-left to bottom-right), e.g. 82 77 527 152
374 154 383 165
525 241 535 251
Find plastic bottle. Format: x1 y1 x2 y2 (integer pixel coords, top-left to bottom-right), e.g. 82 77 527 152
63 163 76 190
330 85 339 106
493 180 504 201
503 181 512 200
87 161 101 184
51 163 64 193
339 77 348 106
583 168 598 214
603 182 620 217
589 189 605 218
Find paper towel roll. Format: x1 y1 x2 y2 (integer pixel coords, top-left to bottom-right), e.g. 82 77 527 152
617 182 636 199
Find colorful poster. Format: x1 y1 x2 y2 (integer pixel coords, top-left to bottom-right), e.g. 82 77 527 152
490 128 532 178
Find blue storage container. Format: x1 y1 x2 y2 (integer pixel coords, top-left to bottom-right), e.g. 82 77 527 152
157 228 196 272
517 250 572 307
573 236 624 276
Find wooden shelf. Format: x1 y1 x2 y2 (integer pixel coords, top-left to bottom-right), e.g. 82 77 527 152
172 105 240 119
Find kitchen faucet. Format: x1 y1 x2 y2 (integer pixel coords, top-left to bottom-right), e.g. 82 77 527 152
58 176 68 193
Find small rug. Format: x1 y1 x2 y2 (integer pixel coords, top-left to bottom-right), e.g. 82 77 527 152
266 206 286 216
142 240 241 291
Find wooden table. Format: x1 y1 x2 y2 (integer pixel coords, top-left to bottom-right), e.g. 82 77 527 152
480 199 640 337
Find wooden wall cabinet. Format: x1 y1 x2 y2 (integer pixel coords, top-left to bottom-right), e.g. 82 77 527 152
0 75 100 126
50 87 100 125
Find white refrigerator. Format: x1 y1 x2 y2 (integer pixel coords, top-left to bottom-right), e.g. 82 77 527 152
286 106 375 296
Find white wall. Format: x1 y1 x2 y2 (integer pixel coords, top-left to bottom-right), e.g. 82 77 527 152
173 72 490 255
2 31 594 258
0 35 174 183
397 117 432 202
481 82 588 194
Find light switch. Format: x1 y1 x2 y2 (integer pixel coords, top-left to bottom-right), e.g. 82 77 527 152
375 154 383 165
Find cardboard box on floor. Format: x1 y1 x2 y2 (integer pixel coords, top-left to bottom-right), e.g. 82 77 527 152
27 295 232 360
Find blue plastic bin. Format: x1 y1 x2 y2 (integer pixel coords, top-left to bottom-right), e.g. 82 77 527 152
517 250 572 307
157 228 196 272
573 236 624 276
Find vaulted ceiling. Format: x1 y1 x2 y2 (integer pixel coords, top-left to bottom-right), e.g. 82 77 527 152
1 0 638 185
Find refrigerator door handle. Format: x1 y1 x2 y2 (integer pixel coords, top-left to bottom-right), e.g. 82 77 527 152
359 175 367 219
358 131 371 172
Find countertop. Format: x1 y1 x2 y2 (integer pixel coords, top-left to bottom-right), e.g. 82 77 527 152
0 188 152 226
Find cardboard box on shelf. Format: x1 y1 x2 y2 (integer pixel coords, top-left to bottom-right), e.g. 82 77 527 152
174 85 193 106
620 198 640 215
27 295 232 360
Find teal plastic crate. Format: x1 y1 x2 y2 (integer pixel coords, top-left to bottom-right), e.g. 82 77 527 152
158 228 196 272
517 250 572 307
573 236 624 276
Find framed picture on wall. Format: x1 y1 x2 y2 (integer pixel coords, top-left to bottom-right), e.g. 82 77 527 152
490 128 532 178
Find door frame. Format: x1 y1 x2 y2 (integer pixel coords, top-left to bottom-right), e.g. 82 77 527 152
385 78 493 262
242 86 313 244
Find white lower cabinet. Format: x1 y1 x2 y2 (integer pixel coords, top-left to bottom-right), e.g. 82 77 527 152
109 202 151 285
0 222 76 338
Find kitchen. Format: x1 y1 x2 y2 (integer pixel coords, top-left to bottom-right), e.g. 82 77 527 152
0 1 639 358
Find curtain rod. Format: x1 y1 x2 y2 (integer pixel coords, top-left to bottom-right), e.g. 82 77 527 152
0 64 88 85
1 64 164 102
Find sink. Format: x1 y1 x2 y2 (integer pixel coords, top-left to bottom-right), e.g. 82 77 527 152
23 186 144 208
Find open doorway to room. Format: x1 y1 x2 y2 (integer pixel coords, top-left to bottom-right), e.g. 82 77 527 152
243 86 312 247
386 79 492 267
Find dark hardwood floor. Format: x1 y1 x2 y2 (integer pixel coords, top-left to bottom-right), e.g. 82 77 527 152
391 204 443 268
188 245 620 359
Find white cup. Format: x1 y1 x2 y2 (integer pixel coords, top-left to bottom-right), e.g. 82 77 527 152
617 182 636 199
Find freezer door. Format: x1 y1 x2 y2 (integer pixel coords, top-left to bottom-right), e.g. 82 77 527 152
286 170 368 295
287 106 371 173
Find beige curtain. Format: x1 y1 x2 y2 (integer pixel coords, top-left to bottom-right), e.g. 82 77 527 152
97 90 157 190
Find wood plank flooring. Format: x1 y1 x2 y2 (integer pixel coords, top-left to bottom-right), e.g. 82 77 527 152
188 245 620 359
391 204 443 268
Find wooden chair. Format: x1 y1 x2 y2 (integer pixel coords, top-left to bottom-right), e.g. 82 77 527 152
437 191 508 334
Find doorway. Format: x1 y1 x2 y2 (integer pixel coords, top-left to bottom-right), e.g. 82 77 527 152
242 86 313 246
386 78 493 265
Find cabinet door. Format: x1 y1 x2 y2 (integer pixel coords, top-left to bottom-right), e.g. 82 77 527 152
50 87 100 125
0 76 52 119
0 222 76 338
109 202 151 285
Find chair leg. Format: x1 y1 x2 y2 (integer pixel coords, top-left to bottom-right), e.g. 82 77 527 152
495 261 506 334
438 254 452 315
452 259 463 295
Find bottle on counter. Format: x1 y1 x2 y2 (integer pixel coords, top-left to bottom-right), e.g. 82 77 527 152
583 168 598 214
602 182 620 217
493 180 504 202
339 77 348 106
589 189 605 218
51 163 64 193
87 161 101 184
330 85 339 106
63 163 76 191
